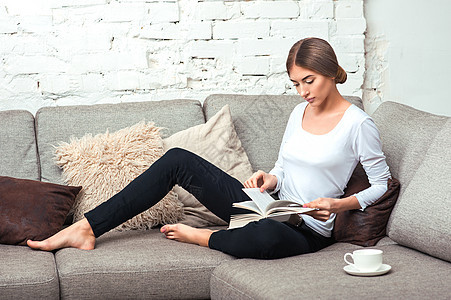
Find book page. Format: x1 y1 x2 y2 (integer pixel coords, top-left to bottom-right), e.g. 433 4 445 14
266 200 316 216
232 201 261 214
242 188 275 214
228 213 262 229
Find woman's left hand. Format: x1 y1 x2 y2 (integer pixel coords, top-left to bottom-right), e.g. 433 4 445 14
303 197 338 222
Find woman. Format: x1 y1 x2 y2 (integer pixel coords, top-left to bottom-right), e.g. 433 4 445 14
27 38 391 259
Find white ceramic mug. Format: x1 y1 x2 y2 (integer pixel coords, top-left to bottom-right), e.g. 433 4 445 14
344 249 383 272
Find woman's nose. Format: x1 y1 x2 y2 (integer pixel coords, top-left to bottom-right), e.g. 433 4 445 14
300 88 309 98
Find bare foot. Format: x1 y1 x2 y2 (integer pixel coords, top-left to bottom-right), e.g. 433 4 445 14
160 224 214 247
27 218 96 251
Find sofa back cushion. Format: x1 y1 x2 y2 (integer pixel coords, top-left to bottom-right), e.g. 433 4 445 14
373 101 450 262
372 101 448 195
36 100 204 184
203 94 363 172
0 110 39 180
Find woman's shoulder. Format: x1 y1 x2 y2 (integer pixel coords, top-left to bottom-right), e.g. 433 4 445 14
345 104 372 125
288 101 308 119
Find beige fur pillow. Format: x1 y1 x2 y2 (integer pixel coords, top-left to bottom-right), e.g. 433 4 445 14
55 121 183 231
163 105 254 227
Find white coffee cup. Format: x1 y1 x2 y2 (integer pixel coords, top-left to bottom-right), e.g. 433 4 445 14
344 249 383 272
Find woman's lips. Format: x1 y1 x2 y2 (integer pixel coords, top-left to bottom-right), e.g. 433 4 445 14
305 97 315 103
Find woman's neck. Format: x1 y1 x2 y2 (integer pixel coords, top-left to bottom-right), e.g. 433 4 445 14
308 87 348 115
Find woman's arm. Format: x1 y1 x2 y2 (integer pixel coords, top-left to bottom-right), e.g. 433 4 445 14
267 106 301 193
305 118 391 221
351 118 391 209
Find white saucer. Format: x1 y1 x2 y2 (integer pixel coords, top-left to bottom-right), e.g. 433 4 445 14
343 264 392 277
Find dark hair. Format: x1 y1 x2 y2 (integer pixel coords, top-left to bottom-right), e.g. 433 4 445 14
286 37 347 84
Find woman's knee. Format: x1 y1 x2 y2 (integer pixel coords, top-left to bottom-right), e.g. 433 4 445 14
164 147 190 160
162 147 197 166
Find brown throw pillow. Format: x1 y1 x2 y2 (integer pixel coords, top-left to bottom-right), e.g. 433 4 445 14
0 176 81 245
333 163 401 247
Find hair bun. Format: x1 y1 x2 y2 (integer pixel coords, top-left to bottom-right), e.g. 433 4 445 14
335 65 347 84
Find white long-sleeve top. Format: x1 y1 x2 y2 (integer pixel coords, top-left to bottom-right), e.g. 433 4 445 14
269 102 391 237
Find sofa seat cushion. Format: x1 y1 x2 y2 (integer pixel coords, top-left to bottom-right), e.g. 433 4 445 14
0 110 39 180
55 228 234 300
210 244 450 300
0 245 59 300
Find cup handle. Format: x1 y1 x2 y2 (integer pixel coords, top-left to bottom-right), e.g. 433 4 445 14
344 253 354 265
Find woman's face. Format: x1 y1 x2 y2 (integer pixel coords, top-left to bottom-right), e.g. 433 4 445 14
288 65 336 107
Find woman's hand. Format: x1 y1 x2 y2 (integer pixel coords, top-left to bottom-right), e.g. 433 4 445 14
303 197 338 222
303 196 361 222
244 170 278 192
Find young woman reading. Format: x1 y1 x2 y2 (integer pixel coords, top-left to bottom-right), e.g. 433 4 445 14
27 38 391 259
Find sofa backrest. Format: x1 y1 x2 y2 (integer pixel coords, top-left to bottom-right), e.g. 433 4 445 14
0 110 39 180
35 100 204 184
372 101 450 262
203 94 363 172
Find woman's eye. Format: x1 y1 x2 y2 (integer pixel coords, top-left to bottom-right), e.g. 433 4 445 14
305 80 314 84
293 83 300 87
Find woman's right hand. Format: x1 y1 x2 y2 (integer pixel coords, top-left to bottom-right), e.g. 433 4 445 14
244 170 278 192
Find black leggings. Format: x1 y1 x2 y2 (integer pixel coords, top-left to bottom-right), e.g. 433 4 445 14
85 148 334 259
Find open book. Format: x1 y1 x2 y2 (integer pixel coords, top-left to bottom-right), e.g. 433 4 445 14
228 188 316 229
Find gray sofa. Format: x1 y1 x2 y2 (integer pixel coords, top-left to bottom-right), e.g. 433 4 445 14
0 94 449 299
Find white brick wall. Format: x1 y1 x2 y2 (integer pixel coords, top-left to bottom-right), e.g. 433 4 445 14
0 0 366 114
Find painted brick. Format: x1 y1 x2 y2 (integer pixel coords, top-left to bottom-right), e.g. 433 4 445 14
69 52 147 73
52 5 112 26
57 0 107 7
213 20 270 39
140 23 180 40
139 69 179 89
271 20 329 40
300 0 334 19
1 35 52 55
271 56 290 74
40 74 80 94
4 0 54 16
185 22 212 40
0 0 366 113
141 22 211 40
104 3 147 23
336 53 360 73
235 56 270 75
196 2 228 20
0 6 7 17
18 15 54 33
5 55 68 74
146 2 180 24
337 72 363 97
106 71 141 91
330 35 365 53
0 18 18 34
10 76 38 93
336 18 366 35
185 40 235 62
50 28 112 56
236 38 297 57
224 2 241 20
241 1 299 19
81 73 106 93
335 1 363 18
